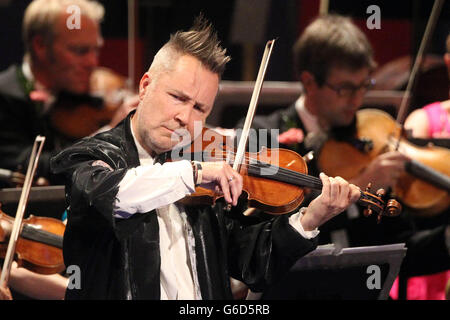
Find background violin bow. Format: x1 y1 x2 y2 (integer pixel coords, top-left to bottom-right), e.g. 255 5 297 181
0 135 45 288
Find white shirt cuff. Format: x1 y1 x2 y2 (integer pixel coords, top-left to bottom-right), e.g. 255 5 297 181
288 207 320 239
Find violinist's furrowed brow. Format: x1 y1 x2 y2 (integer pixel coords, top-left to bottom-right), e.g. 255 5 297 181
173 90 205 110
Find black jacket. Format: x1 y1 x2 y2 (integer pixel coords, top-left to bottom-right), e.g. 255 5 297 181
50 112 318 299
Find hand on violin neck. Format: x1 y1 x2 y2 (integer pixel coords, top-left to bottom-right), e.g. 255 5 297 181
197 161 243 206
350 151 409 191
300 173 360 231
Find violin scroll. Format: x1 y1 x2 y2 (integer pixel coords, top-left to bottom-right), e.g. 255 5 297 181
361 183 402 223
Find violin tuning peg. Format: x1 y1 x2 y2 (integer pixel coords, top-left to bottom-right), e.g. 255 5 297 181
243 207 257 216
386 199 402 217
302 151 314 164
365 183 372 192
376 188 386 197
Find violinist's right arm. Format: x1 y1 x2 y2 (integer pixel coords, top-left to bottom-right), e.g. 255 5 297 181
113 160 243 217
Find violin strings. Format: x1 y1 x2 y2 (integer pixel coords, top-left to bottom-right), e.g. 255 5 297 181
197 152 323 189
184 151 374 208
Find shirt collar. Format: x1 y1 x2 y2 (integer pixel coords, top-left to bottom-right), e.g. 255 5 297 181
22 59 46 91
294 95 324 134
129 120 154 165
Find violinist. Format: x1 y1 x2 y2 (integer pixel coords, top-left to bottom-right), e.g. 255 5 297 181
404 33 450 139
0 0 134 300
239 14 449 299
0 0 137 187
50 15 361 300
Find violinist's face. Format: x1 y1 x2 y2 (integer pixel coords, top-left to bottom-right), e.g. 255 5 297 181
41 13 102 94
133 54 218 156
308 66 371 128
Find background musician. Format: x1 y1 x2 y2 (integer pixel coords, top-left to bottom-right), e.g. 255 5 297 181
238 14 450 300
0 0 137 188
0 0 135 300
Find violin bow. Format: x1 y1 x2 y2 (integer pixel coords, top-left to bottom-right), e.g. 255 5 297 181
127 0 136 91
233 39 276 175
319 0 329 16
395 0 444 145
0 136 46 288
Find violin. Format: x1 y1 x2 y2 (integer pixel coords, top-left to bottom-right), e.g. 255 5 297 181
317 108 450 217
175 127 402 221
50 67 132 139
318 1 449 217
0 204 65 275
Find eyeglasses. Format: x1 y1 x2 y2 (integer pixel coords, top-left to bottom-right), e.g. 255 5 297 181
324 78 376 98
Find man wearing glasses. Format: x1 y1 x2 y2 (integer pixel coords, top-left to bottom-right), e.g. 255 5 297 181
237 14 450 300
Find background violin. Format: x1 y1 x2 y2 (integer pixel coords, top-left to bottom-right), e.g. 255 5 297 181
317 108 450 217
318 1 449 218
49 67 134 139
0 204 65 275
0 204 65 274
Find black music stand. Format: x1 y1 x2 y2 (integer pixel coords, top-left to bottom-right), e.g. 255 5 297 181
250 243 407 300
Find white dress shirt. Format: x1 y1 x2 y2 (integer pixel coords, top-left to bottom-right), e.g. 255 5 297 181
295 95 323 135
112 124 319 299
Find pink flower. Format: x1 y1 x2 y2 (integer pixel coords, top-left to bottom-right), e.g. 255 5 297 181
278 128 304 145
29 90 50 103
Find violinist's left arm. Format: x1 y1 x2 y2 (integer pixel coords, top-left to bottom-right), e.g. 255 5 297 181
300 173 361 231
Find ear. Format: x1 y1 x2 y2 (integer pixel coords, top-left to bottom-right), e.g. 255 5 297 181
138 72 151 100
299 71 317 94
31 35 48 62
